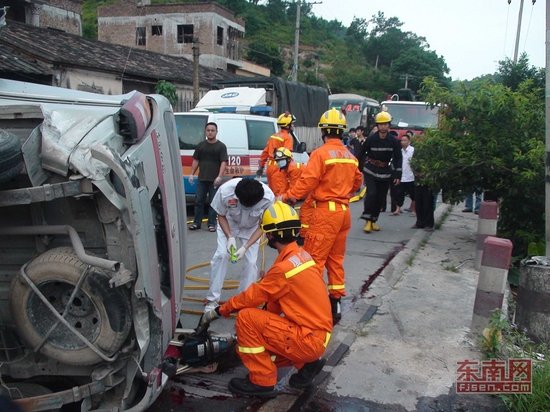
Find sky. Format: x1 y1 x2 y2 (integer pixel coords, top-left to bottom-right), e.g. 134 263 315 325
309 0 545 80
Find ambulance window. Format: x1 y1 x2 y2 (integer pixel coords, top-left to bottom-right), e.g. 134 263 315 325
247 120 276 150
174 115 207 149
217 118 247 150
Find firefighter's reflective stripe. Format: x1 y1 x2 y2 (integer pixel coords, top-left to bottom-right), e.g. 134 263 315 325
313 200 347 212
324 332 332 347
270 135 284 142
284 259 316 279
327 284 345 290
238 345 265 354
324 158 358 166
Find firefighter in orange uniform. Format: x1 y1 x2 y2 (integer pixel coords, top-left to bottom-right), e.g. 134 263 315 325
269 147 303 196
257 113 295 190
282 109 363 324
199 202 332 398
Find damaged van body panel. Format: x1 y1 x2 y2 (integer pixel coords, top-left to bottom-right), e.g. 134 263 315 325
0 79 186 411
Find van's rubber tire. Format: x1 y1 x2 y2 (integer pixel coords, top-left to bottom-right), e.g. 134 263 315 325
0 130 24 185
10 247 132 366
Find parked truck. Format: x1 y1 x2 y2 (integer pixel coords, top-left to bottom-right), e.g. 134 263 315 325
0 79 188 411
207 76 330 151
381 99 440 139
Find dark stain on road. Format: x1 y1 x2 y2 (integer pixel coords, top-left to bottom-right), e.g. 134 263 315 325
359 241 406 296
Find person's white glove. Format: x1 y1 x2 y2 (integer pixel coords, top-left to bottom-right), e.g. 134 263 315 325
226 237 237 254
188 175 195 184
235 246 247 261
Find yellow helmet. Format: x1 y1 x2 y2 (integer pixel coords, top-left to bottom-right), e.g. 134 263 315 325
273 147 293 160
277 112 296 127
375 111 392 124
318 109 346 135
261 201 301 237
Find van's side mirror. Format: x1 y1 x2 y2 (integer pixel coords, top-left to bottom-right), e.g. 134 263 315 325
297 141 306 154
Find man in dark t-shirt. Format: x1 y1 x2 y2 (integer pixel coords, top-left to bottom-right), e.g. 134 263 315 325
188 122 228 231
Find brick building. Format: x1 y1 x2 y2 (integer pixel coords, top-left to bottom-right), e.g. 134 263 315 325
2 0 82 35
98 1 267 75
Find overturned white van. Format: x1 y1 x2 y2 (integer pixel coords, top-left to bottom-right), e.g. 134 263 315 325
0 79 187 411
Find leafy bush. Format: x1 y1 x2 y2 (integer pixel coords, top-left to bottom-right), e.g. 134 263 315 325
412 74 544 258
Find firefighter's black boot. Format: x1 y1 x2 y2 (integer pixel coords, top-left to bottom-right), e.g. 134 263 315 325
330 296 341 324
228 376 276 398
289 358 327 389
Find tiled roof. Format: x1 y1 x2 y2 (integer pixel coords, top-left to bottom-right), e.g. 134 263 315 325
0 20 238 86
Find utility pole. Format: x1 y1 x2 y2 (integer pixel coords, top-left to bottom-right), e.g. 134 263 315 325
291 0 321 82
192 38 200 107
291 0 301 82
545 0 550 255
513 0 525 63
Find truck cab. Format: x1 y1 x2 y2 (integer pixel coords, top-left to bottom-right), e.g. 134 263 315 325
381 100 440 139
0 79 186 410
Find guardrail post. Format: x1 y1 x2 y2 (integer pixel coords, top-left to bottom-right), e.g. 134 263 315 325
475 201 498 270
471 236 513 334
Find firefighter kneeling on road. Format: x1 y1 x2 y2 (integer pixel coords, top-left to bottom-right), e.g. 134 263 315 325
281 109 363 324
199 201 332 398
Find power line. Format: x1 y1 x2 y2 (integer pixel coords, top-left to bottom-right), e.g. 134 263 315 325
522 0 535 52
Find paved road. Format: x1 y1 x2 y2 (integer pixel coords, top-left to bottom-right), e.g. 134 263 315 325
149 197 423 411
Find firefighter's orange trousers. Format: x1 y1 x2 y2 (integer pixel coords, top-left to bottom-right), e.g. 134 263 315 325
299 196 314 238
265 162 285 194
235 308 329 387
304 201 351 299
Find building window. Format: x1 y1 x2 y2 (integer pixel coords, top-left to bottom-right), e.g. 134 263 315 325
136 27 146 45
217 26 224 45
177 24 194 44
152 25 163 36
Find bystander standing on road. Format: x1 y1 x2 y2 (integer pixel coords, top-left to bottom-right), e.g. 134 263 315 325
349 126 366 163
392 131 415 216
282 109 363 324
359 112 402 232
344 127 356 150
199 202 332 398
204 178 274 312
463 192 481 214
412 174 435 231
188 122 228 232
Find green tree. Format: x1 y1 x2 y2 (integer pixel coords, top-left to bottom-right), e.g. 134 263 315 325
497 52 544 96
412 76 544 256
246 39 285 75
155 80 178 107
392 48 450 91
